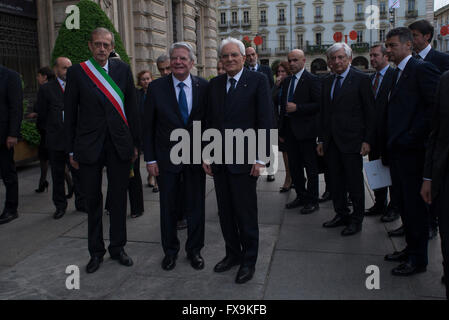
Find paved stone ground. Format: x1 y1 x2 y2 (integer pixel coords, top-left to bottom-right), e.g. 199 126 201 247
0 155 446 299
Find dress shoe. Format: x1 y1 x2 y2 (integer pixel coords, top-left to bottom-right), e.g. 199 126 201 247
279 185 291 193
267 175 275 182
0 210 18 225
319 191 331 203
235 266 255 284
384 249 408 262
214 256 240 273
35 180 49 193
53 208 66 220
341 223 362 236
131 211 143 218
285 197 306 209
111 250 133 267
177 219 187 230
429 226 438 240
365 204 386 216
380 207 401 222
187 253 205 270
322 215 347 228
388 225 405 237
391 262 426 276
86 256 103 273
300 203 319 215
161 255 177 271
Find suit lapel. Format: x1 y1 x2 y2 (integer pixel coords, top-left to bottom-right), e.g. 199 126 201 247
226 69 249 115
188 75 200 125
333 69 353 104
389 59 413 101
377 67 393 100
167 75 185 125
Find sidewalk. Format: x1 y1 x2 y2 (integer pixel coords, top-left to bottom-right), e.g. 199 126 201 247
0 155 446 299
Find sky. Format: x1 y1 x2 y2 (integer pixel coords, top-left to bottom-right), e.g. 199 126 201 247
435 0 449 10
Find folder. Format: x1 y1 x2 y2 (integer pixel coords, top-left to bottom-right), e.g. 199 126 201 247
363 159 392 190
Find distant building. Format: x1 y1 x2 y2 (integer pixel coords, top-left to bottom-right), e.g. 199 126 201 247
216 0 433 73
434 3 449 53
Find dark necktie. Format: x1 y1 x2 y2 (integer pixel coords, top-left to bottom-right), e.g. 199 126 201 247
333 75 343 100
228 78 237 95
287 75 297 102
372 72 380 96
177 82 189 125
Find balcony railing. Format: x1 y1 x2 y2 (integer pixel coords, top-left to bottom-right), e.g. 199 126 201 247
241 19 251 27
351 42 370 53
218 21 228 28
275 47 289 55
314 15 323 23
406 10 418 18
380 11 387 19
305 44 332 54
334 14 343 22
296 16 304 24
230 20 240 27
355 12 364 21
278 18 286 25
258 48 271 56
259 19 267 26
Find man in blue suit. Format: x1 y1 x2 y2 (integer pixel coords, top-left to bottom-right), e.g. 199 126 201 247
144 42 208 271
382 27 440 276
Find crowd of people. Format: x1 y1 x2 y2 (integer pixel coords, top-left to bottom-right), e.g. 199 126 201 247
0 19 448 297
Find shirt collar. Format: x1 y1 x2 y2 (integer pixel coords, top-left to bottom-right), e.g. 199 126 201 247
172 74 192 88
378 64 390 77
102 60 109 74
293 68 305 80
397 54 412 71
227 67 244 83
418 44 432 59
57 77 65 86
336 65 351 79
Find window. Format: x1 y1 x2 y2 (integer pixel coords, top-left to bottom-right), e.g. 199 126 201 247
297 7 303 17
260 10 266 22
336 5 342 15
231 11 238 24
262 35 267 50
379 29 386 42
408 0 415 11
380 2 386 13
357 30 363 43
280 34 286 50
297 34 303 48
315 6 321 17
279 8 285 21
220 12 226 24
357 3 363 14
316 33 322 45
243 11 249 23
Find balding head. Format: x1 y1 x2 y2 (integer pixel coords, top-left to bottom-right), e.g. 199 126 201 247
53 57 72 81
287 49 306 74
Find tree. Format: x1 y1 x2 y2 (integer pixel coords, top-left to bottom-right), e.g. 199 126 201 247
51 0 130 65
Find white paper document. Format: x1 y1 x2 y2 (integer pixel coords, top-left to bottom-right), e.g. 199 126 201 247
363 159 392 190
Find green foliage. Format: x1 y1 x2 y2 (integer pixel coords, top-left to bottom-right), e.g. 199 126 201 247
20 121 40 147
51 0 130 65
242 39 252 48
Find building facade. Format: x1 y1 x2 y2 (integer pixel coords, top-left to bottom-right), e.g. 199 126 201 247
216 0 434 73
434 3 449 53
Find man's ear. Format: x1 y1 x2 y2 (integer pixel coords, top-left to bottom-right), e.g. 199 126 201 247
424 33 431 44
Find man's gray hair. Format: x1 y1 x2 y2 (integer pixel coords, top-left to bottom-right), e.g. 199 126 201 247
370 43 387 55
169 42 196 62
326 42 352 59
219 37 246 57
90 27 115 46
156 54 169 64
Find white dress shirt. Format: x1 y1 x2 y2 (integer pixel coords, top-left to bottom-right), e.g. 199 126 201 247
418 44 432 60
226 67 244 92
330 65 351 99
172 74 193 115
395 54 413 83
287 67 305 96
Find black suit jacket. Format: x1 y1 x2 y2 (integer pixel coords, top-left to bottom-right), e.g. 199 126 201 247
386 57 440 152
64 58 140 164
206 69 274 174
0 65 23 145
35 79 65 151
423 71 449 199
143 74 209 173
424 48 449 74
279 70 321 140
247 64 274 88
319 67 375 153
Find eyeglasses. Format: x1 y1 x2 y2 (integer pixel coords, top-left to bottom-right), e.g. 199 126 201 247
92 42 112 49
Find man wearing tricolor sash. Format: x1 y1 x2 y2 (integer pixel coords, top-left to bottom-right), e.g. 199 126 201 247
64 27 141 274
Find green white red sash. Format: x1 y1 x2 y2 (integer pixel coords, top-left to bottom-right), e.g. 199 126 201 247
80 57 128 126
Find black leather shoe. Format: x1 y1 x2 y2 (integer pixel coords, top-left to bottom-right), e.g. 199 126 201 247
319 191 331 203
341 223 362 236
235 266 255 284
380 207 401 222
214 256 240 273
161 255 177 271
322 215 347 228
111 250 133 267
0 210 18 225
429 226 438 240
86 256 103 273
300 203 319 215
53 208 66 220
267 175 275 182
384 249 408 262
365 204 386 216
187 253 205 270
285 197 306 209
391 262 426 276
388 225 405 237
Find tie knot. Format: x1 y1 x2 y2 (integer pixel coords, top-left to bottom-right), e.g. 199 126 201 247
336 75 343 80
229 78 236 85
178 82 185 89
292 75 297 80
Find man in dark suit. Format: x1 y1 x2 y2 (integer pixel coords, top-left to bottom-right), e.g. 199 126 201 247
204 37 274 284
409 19 449 74
317 43 375 236
280 49 321 214
36 57 85 219
421 70 449 299
382 27 440 276
65 28 141 273
0 65 23 225
144 42 208 271
365 44 400 223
